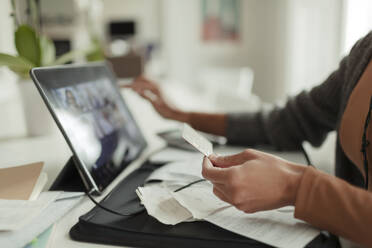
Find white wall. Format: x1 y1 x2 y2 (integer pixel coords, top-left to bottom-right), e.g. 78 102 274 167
0 1 15 65
0 0 16 98
284 0 344 96
0 0 27 138
161 0 344 103
162 0 290 102
101 0 344 103
342 0 372 55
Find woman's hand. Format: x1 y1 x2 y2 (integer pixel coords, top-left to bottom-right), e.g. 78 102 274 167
202 149 305 213
123 76 189 122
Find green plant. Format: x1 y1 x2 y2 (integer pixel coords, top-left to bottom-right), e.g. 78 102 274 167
0 0 102 79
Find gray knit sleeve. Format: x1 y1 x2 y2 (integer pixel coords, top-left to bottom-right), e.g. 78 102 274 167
226 32 372 150
227 64 346 149
226 111 270 146
227 72 342 150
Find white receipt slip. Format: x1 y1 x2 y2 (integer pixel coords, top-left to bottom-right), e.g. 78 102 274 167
182 124 213 156
171 182 231 219
137 184 193 225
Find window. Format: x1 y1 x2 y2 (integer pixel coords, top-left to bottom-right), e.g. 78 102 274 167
342 0 372 54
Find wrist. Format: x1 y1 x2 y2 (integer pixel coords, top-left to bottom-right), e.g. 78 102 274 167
285 163 306 206
172 110 191 123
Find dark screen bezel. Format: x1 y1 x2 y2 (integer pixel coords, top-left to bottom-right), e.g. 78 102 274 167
30 62 147 194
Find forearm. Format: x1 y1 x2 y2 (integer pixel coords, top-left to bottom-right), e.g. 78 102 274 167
173 110 227 136
294 167 372 246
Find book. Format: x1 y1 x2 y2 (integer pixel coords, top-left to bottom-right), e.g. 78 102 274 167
0 162 47 200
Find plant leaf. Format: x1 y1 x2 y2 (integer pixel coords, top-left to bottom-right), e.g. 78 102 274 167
0 53 34 69
39 35 56 66
86 38 105 62
15 25 41 66
9 66 31 79
52 48 91 65
0 53 34 78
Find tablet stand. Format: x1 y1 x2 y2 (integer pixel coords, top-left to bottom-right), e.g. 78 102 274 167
50 156 146 216
49 156 86 192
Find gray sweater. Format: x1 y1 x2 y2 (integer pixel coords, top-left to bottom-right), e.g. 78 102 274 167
226 31 372 188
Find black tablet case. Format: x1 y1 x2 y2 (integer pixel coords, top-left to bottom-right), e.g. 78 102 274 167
67 160 338 248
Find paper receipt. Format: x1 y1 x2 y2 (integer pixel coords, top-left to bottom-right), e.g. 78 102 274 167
182 124 213 156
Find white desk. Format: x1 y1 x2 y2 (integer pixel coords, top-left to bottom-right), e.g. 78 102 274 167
0 89 306 248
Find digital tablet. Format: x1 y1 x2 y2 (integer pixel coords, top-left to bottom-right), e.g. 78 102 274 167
30 63 147 194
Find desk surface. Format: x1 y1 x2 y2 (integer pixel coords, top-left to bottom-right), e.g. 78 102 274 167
0 89 306 248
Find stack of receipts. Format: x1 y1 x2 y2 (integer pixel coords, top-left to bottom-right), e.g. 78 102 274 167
137 124 321 248
137 160 320 248
0 191 84 248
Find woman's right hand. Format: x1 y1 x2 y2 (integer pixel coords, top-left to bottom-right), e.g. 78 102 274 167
202 149 305 213
123 76 189 122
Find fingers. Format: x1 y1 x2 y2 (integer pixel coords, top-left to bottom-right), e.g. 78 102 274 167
127 82 162 106
213 185 230 203
121 77 145 89
139 89 159 103
123 76 160 94
209 149 258 168
136 75 152 84
202 157 228 183
132 82 157 93
203 157 251 208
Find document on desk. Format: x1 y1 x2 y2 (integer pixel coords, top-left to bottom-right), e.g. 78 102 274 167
0 191 60 231
146 158 203 183
205 206 320 248
141 125 320 246
0 191 84 248
171 182 231 219
137 184 193 225
149 147 202 164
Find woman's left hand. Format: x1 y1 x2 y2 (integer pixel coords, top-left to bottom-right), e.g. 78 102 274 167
202 149 306 213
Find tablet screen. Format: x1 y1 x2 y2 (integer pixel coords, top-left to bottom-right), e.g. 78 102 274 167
31 64 147 192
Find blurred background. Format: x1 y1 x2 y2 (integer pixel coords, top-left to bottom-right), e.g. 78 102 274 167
0 0 372 172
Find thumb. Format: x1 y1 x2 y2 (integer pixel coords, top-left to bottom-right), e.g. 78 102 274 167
209 149 257 168
202 157 228 183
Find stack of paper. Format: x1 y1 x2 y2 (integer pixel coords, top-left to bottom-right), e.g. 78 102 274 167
0 191 84 248
171 182 231 219
149 147 202 164
24 224 55 248
146 158 203 183
0 162 84 248
138 179 320 248
0 191 60 231
137 124 321 248
205 206 319 248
